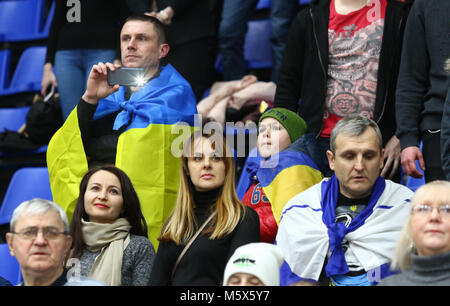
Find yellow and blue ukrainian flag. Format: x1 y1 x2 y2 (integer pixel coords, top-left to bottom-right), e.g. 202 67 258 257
47 64 197 249
256 134 324 224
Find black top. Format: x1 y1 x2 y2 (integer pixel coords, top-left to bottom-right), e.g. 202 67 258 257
395 0 450 149
149 189 260 286
18 269 68 286
156 0 217 47
45 0 133 64
335 193 370 227
77 99 123 167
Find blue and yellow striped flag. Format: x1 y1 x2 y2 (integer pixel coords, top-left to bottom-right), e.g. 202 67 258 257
256 135 324 224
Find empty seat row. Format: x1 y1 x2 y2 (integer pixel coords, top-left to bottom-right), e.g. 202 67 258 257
0 0 54 43
0 46 47 97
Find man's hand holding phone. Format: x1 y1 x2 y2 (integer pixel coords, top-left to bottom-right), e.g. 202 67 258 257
82 62 121 105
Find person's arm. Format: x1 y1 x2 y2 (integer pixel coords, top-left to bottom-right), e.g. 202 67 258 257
41 0 65 95
380 135 401 180
77 61 120 148
158 0 191 20
130 238 156 286
274 12 306 112
148 241 175 285
82 62 121 105
395 1 427 178
228 81 276 110
77 98 98 146
227 207 260 260
41 63 58 96
441 87 450 181
197 75 258 116
146 1 177 24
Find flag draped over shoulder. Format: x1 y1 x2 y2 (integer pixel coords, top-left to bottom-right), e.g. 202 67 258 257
47 64 197 249
276 177 413 284
256 134 324 224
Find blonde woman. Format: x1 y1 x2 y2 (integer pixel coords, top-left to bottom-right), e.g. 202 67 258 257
149 129 260 285
379 181 450 286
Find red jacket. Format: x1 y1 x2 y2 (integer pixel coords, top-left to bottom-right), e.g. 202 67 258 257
242 182 278 243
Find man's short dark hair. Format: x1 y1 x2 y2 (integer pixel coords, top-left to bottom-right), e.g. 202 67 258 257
123 14 167 44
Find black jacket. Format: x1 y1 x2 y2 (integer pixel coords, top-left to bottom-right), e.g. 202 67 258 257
46 0 133 64
274 0 413 146
395 0 450 150
157 0 217 47
441 85 450 180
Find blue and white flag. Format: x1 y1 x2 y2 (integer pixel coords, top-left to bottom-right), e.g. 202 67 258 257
276 176 413 284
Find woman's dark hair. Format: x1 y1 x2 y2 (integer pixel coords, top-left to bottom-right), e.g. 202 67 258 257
70 165 148 258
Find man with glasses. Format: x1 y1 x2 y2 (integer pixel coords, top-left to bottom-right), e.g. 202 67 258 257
5 198 101 286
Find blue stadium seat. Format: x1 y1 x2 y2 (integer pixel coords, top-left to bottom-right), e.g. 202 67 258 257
256 0 271 10
0 243 22 286
0 49 11 90
405 171 425 192
0 46 46 96
405 161 426 192
0 106 30 132
0 167 53 225
244 19 273 70
0 0 50 43
299 0 311 5
215 19 273 73
41 1 55 39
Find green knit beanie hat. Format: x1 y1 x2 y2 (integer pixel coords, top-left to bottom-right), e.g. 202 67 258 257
258 108 307 143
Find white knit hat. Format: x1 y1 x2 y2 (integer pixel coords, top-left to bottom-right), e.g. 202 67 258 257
223 243 284 286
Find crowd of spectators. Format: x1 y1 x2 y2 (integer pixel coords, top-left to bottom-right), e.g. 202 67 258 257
0 0 449 287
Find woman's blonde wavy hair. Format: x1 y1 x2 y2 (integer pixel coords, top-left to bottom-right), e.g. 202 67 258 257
391 180 450 271
158 129 246 245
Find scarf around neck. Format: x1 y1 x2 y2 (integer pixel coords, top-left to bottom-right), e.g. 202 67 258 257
81 218 131 286
321 175 385 276
276 176 413 282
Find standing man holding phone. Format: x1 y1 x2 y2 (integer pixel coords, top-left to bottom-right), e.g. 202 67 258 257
47 15 197 249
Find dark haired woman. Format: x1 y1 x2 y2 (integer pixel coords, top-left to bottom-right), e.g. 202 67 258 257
149 129 260 285
68 165 155 286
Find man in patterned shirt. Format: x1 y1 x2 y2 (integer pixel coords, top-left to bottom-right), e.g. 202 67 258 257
274 0 414 181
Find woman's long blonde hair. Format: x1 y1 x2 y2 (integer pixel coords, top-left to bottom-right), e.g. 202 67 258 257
158 129 246 245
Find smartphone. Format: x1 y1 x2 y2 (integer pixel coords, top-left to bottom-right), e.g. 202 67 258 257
107 67 146 86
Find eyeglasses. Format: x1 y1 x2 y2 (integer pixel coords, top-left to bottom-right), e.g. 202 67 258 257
11 226 68 240
411 204 450 217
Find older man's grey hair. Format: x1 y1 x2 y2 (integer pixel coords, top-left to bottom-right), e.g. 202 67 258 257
9 198 70 233
330 114 383 154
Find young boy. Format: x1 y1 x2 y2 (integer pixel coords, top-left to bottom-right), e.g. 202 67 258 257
241 108 323 243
